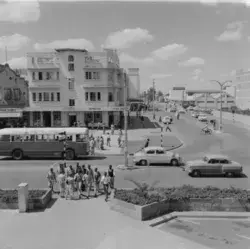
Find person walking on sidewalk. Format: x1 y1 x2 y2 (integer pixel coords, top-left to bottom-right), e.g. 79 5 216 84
101 172 110 202
165 121 171 132
57 167 66 198
106 133 111 147
86 165 94 199
145 138 150 148
47 167 57 193
108 165 115 189
94 167 101 197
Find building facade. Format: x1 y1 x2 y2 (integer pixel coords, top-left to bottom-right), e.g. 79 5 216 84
0 64 29 126
127 68 140 99
25 48 128 127
234 69 250 109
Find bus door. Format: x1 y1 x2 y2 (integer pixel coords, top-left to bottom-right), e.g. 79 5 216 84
0 135 12 155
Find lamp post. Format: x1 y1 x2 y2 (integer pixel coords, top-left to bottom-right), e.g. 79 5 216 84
210 80 232 131
124 70 128 168
153 79 155 119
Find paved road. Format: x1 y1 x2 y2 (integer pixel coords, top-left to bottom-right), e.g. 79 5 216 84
1 111 250 190
159 217 250 249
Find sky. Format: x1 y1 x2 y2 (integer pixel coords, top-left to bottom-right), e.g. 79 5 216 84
1 0 250 93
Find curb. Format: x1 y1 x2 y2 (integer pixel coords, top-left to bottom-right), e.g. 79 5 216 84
147 211 250 227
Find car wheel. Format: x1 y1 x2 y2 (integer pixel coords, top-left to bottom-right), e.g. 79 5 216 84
65 149 75 160
140 160 148 166
171 159 179 166
225 172 234 177
192 170 201 177
12 149 23 160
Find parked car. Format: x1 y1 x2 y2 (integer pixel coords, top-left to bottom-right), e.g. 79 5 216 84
133 146 182 166
178 109 186 114
185 154 243 177
198 115 208 122
162 116 173 124
191 112 199 118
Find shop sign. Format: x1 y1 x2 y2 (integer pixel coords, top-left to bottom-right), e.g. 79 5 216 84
0 108 22 112
69 113 76 116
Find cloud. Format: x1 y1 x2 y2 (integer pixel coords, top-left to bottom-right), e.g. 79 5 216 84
0 0 40 23
0 34 30 51
215 21 245 42
104 28 154 49
119 52 154 65
152 43 187 60
179 57 205 67
34 38 95 51
150 73 172 79
4 57 27 69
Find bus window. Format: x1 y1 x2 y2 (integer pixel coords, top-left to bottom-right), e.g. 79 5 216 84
76 134 85 142
66 135 72 141
13 135 23 142
36 135 47 141
0 135 10 142
47 134 55 141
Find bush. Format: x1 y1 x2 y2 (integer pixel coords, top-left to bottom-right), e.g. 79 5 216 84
114 185 250 206
0 189 47 203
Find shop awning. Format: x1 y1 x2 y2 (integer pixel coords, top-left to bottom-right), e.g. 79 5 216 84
0 112 23 118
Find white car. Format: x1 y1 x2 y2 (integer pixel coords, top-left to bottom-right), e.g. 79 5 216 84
133 146 182 166
162 116 173 124
198 115 207 122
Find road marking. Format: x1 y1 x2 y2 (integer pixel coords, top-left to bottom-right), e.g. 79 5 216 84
236 234 250 240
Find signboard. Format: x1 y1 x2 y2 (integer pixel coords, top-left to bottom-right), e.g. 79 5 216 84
173 87 186 90
37 57 55 64
85 56 100 64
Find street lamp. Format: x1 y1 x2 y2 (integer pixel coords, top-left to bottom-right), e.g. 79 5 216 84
153 79 155 119
123 70 128 168
210 80 232 131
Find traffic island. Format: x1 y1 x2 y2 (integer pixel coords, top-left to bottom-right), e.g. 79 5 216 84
110 185 250 221
0 185 52 212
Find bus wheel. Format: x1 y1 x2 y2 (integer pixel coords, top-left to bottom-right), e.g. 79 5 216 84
12 149 23 160
65 149 75 160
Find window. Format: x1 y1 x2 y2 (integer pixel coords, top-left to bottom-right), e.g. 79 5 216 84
68 55 74 62
68 63 74 71
32 57 35 64
108 92 113 102
220 159 229 164
56 92 60 102
97 92 101 101
68 80 75 90
85 92 89 101
57 72 60 80
4 88 12 101
38 93 42 101
93 72 100 80
146 150 155 154
53 112 61 126
208 159 219 164
156 150 164 154
38 72 43 80
51 93 54 102
43 92 49 101
0 135 10 141
32 72 36 80
85 72 92 80
94 112 102 123
33 112 41 126
46 72 52 80
69 99 75 106
90 92 96 101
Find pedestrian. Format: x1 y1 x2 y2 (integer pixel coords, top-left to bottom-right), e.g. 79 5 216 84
159 116 162 123
74 167 83 199
103 123 106 134
108 165 115 189
86 165 94 199
94 167 101 197
65 171 75 200
111 124 114 135
165 121 171 132
97 122 101 130
47 167 57 193
89 138 95 155
118 129 122 136
145 138 150 148
57 166 66 198
106 133 111 147
117 135 121 147
101 172 110 202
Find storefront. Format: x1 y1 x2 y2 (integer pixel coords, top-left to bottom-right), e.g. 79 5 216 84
0 108 24 128
24 106 124 128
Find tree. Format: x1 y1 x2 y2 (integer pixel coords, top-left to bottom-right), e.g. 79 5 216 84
147 87 156 102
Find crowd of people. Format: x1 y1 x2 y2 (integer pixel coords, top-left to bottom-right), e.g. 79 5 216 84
47 163 115 202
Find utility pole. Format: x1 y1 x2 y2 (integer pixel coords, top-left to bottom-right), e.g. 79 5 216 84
210 80 232 131
124 70 128 168
5 46 8 63
153 79 155 120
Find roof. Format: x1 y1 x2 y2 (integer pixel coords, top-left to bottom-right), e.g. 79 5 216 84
144 146 166 151
55 48 88 53
205 154 229 160
0 127 89 136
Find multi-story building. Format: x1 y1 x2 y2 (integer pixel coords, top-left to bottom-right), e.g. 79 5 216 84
0 64 29 127
234 69 250 109
24 48 130 127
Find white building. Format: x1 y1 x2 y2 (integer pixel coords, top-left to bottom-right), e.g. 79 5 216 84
234 69 250 109
24 48 130 127
211 92 235 109
127 68 140 99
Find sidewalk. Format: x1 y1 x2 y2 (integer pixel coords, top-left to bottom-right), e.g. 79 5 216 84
0 197 213 249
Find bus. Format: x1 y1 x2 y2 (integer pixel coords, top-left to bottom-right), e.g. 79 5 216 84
0 127 89 160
